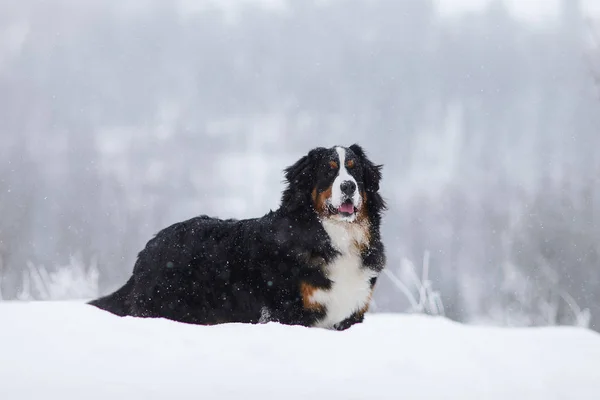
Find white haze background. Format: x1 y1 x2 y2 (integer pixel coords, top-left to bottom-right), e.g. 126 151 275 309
1 0 600 331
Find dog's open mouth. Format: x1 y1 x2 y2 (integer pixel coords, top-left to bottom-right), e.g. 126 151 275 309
329 199 357 217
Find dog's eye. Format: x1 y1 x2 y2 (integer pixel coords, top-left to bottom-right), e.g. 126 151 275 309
329 161 338 169
346 159 355 169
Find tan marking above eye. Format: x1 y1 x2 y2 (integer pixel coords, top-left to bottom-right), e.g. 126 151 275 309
346 159 355 168
329 160 338 169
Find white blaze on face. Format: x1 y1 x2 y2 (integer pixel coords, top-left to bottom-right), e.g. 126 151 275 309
330 147 362 216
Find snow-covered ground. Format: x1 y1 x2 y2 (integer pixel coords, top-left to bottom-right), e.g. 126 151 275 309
1 301 599 400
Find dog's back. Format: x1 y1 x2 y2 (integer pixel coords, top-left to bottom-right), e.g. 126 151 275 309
88 213 302 325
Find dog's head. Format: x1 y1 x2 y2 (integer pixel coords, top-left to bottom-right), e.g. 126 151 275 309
282 144 385 222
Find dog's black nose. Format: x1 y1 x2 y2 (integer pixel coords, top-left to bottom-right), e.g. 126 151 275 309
340 180 356 196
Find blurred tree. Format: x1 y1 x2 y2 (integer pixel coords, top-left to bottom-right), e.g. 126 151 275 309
0 0 599 331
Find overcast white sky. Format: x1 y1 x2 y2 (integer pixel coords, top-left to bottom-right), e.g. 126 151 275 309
178 0 600 21
438 0 600 23
174 0 600 26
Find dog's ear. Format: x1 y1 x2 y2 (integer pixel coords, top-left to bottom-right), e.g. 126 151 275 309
349 143 382 193
283 147 325 189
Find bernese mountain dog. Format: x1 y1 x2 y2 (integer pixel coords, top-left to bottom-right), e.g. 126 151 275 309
88 144 386 330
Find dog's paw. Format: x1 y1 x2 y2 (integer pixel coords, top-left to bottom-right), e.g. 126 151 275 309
333 318 356 331
332 311 366 331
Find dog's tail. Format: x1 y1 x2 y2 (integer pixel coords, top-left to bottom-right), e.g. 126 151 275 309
88 276 135 316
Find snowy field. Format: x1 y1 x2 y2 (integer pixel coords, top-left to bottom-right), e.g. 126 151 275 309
1 301 599 400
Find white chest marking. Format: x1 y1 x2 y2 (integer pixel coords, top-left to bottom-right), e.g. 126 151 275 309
311 219 376 329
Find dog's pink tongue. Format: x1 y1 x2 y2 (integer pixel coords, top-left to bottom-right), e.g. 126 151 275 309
339 203 354 214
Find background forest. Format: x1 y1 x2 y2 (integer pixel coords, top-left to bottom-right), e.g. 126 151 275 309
1 0 599 331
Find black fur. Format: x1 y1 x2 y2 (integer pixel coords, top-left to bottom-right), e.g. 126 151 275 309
89 144 386 329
